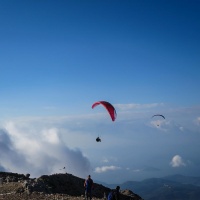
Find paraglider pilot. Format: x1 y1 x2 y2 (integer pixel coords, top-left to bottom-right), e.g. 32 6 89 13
96 137 101 142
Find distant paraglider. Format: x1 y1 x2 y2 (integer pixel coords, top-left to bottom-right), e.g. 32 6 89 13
96 137 101 142
152 114 165 119
59 167 65 170
152 114 165 126
92 101 117 121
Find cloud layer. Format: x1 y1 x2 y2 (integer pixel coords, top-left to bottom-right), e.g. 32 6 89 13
0 104 200 183
0 121 91 178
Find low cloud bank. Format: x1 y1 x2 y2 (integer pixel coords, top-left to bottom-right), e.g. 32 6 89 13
0 121 91 178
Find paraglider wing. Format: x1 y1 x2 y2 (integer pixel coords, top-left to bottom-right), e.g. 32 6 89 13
152 114 165 119
92 101 117 121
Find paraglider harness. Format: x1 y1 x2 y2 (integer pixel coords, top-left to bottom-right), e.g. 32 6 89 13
96 137 101 142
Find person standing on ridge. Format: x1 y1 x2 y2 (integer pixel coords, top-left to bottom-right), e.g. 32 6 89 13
84 175 94 200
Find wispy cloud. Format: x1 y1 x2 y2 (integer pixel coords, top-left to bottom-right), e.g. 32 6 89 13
132 169 142 173
114 103 164 111
150 119 170 132
179 126 184 131
102 158 109 163
150 119 165 128
94 165 121 173
196 117 200 125
132 166 160 173
170 155 186 167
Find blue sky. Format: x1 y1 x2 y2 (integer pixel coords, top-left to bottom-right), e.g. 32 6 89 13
0 0 200 184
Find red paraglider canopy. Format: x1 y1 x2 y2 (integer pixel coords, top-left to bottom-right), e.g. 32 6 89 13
92 101 117 121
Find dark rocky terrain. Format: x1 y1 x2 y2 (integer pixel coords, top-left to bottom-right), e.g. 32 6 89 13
0 172 143 200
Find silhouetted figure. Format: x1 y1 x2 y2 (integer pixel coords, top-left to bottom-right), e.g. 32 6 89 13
84 175 94 200
96 137 101 142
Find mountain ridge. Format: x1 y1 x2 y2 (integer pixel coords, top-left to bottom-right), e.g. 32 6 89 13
0 171 143 200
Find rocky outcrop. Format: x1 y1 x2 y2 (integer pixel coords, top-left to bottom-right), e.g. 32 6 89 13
0 172 28 183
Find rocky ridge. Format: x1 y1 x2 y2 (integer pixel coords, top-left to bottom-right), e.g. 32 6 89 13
0 172 143 200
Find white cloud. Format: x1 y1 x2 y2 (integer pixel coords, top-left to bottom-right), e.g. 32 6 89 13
170 155 186 167
1 120 92 178
42 128 60 144
94 165 121 173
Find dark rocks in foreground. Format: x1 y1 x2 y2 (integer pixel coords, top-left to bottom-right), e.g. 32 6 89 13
0 172 143 200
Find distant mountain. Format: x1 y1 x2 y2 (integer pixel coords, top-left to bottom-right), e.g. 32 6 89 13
103 174 200 200
163 174 200 186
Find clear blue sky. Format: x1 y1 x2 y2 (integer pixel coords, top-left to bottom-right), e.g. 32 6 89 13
0 0 200 184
